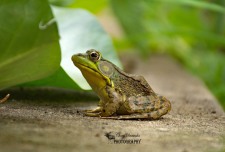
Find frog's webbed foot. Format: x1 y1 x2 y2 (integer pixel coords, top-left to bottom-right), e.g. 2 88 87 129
0 94 10 103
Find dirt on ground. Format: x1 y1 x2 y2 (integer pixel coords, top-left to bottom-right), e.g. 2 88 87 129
0 55 224 152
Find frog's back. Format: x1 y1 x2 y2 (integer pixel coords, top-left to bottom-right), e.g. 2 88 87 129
111 66 155 97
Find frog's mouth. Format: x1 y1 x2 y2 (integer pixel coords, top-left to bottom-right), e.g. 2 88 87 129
74 62 99 75
72 59 112 86
71 55 97 71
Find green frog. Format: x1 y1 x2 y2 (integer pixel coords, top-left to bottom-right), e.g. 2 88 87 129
72 49 171 119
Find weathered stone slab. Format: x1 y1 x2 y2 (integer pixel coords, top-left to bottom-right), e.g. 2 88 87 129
0 55 224 152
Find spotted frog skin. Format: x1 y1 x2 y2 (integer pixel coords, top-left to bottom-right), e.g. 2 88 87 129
72 49 171 119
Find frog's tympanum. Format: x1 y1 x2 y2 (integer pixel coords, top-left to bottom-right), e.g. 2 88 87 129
72 49 171 119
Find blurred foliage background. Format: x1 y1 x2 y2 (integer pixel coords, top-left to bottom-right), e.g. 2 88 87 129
109 0 225 109
63 0 225 109
0 0 224 109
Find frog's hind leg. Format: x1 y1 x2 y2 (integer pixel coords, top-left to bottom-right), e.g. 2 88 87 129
145 95 171 119
158 95 171 113
108 95 171 120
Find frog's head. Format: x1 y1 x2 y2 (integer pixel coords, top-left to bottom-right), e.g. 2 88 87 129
72 49 114 90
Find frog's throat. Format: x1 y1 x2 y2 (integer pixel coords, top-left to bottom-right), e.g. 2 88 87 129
75 62 113 87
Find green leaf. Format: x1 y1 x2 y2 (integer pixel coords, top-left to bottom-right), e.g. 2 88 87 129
68 0 107 13
159 0 225 13
51 6 121 90
22 67 80 89
48 0 74 7
0 0 61 90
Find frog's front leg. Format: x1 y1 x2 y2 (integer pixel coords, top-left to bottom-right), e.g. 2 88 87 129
85 86 123 117
84 100 103 117
84 100 103 113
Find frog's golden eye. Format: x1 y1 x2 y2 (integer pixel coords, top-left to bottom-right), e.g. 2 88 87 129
90 51 100 62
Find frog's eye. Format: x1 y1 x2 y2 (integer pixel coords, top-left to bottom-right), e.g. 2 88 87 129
90 51 100 62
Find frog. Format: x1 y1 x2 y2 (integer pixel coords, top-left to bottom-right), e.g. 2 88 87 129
72 49 171 119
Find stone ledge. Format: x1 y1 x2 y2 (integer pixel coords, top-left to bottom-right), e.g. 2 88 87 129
0 55 224 152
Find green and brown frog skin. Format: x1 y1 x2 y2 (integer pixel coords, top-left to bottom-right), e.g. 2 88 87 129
72 49 171 119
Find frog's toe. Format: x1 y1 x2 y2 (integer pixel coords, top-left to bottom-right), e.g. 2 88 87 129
84 106 102 113
85 112 101 117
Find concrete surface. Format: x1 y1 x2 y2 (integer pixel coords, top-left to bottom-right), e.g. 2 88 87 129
0 55 224 152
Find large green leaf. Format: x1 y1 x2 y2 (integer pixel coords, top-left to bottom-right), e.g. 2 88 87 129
50 6 121 90
0 0 61 90
21 6 121 90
